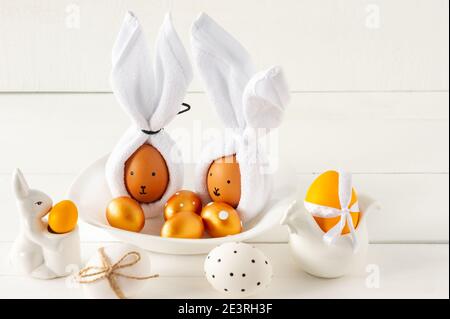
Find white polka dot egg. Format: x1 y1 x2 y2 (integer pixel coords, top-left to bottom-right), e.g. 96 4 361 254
204 242 272 297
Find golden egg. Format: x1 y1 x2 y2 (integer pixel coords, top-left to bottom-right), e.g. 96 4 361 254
305 170 360 234
201 202 242 238
48 200 78 234
106 196 145 232
124 144 169 203
206 155 241 208
161 211 204 239
164 190 202 220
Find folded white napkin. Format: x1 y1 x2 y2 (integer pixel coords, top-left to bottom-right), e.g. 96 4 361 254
106 11 193 218
191 13 290 222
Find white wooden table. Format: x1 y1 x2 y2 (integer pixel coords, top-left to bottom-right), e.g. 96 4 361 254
0 239 448 299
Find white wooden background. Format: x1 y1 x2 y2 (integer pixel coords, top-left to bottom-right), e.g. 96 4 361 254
0 0 448 298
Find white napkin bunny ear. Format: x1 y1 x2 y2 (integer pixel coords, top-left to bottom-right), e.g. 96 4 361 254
191 13 256 129
111 12 192 132
243 66 290 132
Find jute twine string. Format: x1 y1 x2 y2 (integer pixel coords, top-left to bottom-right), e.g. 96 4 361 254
76 247 159 299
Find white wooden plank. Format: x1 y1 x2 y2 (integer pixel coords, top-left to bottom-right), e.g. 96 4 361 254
0 243 448 298
0 173 448 243
0 0 448 92
0 92 447 175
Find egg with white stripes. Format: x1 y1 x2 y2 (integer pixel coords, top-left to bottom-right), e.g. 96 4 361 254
204 242 272 296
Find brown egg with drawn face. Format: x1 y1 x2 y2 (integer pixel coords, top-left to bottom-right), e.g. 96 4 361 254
164 190 202 220
206 155 241 208
124 144 169 203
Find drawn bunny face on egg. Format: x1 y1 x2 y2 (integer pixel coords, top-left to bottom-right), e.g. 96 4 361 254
105 12 193 218
206 155 241 208
124 144 169 203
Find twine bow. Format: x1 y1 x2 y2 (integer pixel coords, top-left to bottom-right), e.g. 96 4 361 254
76 247 158 299
304 171 359 252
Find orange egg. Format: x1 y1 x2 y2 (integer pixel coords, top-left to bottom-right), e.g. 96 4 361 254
206 155 241 208
124 144 169 203
48 200 78 234
106 197 145 232
164 190 202 220
201 202 242 238
161 211 204 239
305 170 360 234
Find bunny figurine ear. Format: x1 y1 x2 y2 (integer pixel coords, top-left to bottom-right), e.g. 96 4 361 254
150 14 193 130
12 168 30 199
243 66 290 132
191 13 256 129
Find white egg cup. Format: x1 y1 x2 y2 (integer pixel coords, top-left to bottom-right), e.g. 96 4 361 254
280 194 381 278
10 169 81 280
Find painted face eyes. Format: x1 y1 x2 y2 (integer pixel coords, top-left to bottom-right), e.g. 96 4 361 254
227 180 231 184
152 172 156 176
130 171 134 176
35 201 43 206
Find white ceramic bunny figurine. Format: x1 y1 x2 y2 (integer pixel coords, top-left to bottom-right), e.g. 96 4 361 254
191 13 290 222
10 169 81 279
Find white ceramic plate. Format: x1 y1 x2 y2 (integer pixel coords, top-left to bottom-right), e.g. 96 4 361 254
68 155 295 255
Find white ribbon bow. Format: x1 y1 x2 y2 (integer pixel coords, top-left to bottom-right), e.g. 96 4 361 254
304 171 359 252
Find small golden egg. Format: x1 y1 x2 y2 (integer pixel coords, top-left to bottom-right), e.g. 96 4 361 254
48 200 78 234
201 202 242 238
106 197 145 232
161 211 204 239
164 190 202 220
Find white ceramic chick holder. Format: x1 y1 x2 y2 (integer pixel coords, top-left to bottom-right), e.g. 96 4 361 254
280 194 381 278
10 169 81 279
